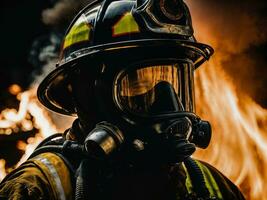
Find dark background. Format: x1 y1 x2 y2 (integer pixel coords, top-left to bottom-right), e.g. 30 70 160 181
0 0 67 168
1 0 50 91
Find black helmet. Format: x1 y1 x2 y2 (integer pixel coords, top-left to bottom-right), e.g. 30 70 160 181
38 0 213 123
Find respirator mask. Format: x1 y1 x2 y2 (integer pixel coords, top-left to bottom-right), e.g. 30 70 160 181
82 59 212 164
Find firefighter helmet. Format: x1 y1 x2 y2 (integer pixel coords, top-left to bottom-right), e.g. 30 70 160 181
37 0 213 117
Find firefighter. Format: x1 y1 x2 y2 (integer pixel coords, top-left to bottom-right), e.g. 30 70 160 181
0 0 246 199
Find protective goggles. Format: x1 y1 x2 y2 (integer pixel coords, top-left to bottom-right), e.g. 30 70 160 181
113 60 195 116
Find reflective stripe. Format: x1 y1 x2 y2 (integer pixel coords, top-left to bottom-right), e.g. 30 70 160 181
195 160 223 199
36 157 66 200
182 163 193 194
31 153 73 200
200 162 223 199
63 14 91 49
112 12 140 37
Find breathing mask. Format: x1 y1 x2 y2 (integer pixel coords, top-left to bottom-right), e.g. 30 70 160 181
81 59 211 164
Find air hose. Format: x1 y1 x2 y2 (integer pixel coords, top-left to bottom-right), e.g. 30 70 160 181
75 159 91 200
184 157 210 198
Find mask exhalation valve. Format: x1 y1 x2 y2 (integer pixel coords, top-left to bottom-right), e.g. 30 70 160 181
84 122 124 158
190 119 212 149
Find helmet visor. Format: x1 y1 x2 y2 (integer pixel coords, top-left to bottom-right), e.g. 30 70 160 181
114 61 195 116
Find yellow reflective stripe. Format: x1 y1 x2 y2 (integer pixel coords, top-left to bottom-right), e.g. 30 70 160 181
63 14 91 49
199 162 223 199
32 153 72 200
182 163 193 194
36 157 66 200
112 12 140 37
195 160 215 197
195 160 223 199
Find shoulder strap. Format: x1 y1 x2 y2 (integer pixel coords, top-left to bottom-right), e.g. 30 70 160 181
30 152 73 200
28 133 80 200
183 157 223 199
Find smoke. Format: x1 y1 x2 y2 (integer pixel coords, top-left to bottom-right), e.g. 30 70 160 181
30 0 96 131
186 0 267 107
42 0 93 29
31 0 95 84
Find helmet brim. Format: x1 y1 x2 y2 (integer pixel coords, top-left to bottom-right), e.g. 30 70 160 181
37 39 213 116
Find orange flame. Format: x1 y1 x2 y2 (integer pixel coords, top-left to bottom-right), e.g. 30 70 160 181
0 86 58 176
194 62 267 200
0 160 6 181
8 84 22 96
187 1 267 198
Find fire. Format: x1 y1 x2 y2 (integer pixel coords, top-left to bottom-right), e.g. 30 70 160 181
8 84 22 96
194 62 267 200
189 14 267 200
0 160 6 181
186 1 267 198
0 86 58 177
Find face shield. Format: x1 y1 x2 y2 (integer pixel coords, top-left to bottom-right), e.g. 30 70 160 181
114 60 195 116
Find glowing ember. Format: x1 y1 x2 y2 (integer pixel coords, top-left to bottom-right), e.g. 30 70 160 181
8 84 22 96
0 160 6 181
16 140 27 151
0 91 30 129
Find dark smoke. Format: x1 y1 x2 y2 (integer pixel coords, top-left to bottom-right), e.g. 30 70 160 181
29 0 95 131
30 0 94 81
42 0 93 29
187 0 267 107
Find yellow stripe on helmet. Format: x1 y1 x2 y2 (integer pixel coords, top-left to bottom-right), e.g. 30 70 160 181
112 12 140 37
63 14 91 49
